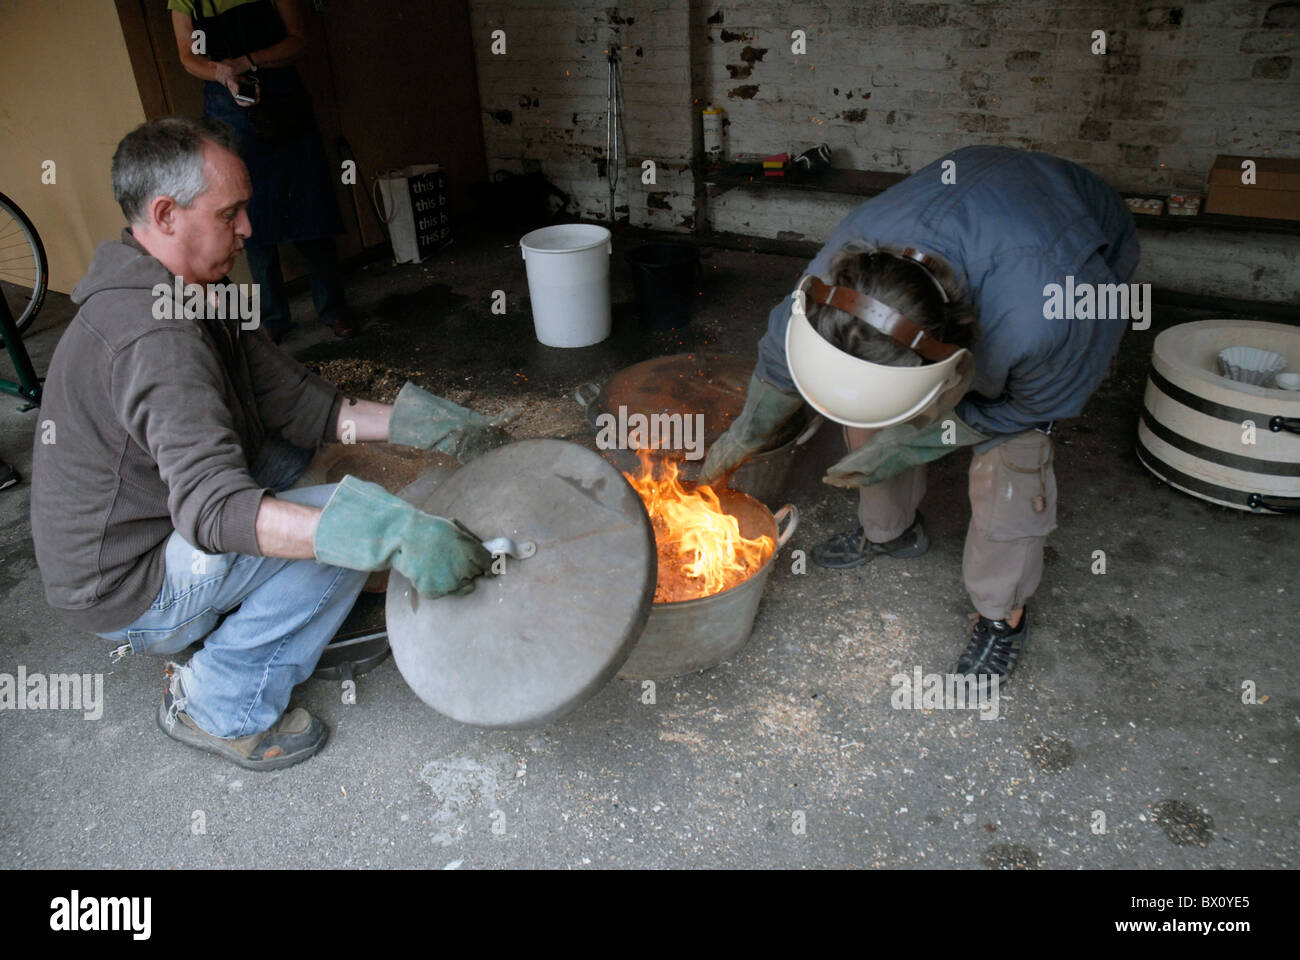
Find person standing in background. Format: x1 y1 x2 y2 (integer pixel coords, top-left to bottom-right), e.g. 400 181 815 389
170 0 359 341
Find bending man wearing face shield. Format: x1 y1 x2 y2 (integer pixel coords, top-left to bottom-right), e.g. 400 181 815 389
701 145 1139 682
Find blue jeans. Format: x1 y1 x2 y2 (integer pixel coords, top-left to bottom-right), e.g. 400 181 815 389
244 238 351 340
96 438 368 738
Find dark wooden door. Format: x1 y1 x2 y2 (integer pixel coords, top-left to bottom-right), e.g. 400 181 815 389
116 0 488 258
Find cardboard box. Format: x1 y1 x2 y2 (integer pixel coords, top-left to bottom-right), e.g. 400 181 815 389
1205 155 1300 221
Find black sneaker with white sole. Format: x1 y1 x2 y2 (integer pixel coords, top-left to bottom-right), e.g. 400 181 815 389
0 459 19 491
811 511 929 569
156 665 328 771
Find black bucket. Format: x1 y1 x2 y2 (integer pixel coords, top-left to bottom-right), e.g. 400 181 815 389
625 243 703 331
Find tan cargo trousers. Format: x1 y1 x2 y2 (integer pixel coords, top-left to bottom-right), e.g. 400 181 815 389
843 426 1058 621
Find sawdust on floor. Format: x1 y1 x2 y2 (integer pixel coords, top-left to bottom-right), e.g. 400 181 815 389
306 357 420 405
305 358 595 446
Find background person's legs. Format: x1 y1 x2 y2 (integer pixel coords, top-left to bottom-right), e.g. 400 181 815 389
245 239 354 339
243 243 291 342
294 237 353 330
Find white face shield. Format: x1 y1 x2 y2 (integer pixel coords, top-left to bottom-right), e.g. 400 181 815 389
784 273 974 429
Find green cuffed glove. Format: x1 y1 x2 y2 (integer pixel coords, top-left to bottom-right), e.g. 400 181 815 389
388 382 514 463
699 373 806 486
314 475 493 598
824 413 989 488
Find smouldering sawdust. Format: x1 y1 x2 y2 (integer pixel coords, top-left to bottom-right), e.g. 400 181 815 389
646 511 771 604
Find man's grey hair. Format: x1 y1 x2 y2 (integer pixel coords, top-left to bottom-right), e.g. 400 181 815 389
111 116 241 224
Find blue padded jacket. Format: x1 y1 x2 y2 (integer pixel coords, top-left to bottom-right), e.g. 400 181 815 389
754 145 1141 443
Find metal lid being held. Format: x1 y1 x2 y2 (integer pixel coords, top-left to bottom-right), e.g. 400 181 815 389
385 439 657 728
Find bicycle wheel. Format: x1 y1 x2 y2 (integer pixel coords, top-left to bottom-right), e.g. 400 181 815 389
0 191 49 342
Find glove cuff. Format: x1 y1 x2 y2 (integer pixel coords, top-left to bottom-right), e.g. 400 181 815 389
389 381 511 460
387 382 439 449
734 373 805 448
313 474 410 570
822 413 990 488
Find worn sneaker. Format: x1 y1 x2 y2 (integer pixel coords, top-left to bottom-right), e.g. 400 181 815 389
954 607 1029 679
811 512 929 569
0 459 19 491
156 664 328 771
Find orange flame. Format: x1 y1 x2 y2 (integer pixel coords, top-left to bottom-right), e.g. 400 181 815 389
623 449 774 602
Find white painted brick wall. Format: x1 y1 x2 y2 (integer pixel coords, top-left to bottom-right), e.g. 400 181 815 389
696 1 1298 190
709 185 1300 302
469 0 696 228
468 0 1300 303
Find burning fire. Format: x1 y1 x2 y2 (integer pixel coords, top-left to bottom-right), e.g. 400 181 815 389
623 449 774 602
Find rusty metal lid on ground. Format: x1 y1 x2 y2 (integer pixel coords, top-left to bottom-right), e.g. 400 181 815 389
385 439 658 728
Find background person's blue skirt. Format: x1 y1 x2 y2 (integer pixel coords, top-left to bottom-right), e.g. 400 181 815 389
203 69 344 249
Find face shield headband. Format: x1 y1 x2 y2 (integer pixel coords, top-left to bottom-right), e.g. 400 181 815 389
785 267 974 429
801 246 957 363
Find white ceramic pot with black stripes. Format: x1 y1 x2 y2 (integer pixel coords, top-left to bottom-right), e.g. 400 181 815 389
1137 319 1300 514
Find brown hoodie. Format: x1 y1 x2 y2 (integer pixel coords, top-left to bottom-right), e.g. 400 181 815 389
30 230 342 633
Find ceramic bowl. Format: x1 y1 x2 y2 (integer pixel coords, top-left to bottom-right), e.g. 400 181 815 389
1218 346 1286 387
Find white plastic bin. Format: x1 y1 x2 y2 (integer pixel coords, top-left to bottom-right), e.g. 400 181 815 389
520 224 612 347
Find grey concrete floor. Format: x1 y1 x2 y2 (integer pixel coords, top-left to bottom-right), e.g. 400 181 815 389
1 224 1295 869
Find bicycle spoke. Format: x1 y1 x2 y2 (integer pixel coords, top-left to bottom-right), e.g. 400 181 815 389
0 192 48 338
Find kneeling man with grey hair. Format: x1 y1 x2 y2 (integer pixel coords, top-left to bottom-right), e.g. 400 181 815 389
30 116 507 770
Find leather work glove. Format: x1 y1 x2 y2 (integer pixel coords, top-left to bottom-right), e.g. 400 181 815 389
824 413 989 488
388 382 515 463
314 475 493 598
699 373 806 486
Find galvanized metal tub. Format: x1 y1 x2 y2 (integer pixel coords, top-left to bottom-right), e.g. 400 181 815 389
575 374 822 509
617 490 797 681
726 415 821 507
